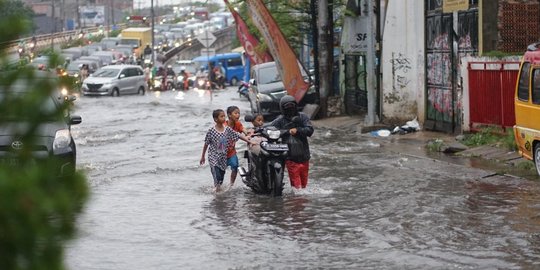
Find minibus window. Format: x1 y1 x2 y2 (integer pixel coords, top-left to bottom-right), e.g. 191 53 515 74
228 57 243 67
533 69 540 105
518 62 531 101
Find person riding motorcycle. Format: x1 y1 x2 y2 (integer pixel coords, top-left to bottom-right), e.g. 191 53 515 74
179 66 190 90
269 95 314 189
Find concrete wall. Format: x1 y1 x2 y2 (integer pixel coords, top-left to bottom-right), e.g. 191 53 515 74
381 0 425 124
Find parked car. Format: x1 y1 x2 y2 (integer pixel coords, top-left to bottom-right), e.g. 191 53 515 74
90 51 115 66
247 61 317 120
81 65 146 96
0 71 82 176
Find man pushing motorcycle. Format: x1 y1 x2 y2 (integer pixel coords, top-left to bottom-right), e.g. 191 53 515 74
269 95 314 189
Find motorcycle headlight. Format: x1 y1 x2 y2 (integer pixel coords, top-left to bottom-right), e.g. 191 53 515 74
74 73 79 78
53 129 71 154
267 130 281 140
257 93 273 102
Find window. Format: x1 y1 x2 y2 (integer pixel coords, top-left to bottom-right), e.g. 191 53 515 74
517 62 531 101
227 57 243 67
532 69 540 105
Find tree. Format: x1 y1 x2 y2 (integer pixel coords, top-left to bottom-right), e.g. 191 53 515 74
0 2 89 269
0 0 34 27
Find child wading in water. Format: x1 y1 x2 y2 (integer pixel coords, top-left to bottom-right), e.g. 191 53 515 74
225 106 248 187
200 109 252 192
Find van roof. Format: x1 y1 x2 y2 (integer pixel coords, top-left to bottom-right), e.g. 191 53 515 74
192 52 242 62
524 43 540 63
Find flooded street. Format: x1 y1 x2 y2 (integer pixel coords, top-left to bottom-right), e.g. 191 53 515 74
65 87 540 269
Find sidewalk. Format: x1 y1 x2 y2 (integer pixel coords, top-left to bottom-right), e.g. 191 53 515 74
311 115 535 179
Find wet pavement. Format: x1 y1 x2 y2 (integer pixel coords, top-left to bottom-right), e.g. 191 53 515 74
64 87 540 269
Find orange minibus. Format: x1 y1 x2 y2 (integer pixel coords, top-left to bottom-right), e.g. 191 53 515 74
514 42 540 175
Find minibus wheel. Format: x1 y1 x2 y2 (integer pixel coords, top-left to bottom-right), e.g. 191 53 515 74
535 143 540 176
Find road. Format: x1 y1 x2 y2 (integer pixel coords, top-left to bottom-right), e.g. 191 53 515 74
64 87 540 269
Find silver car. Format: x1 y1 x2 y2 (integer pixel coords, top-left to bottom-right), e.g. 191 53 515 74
81 65 146 96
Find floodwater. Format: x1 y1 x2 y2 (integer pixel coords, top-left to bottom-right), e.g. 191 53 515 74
65 88 540 269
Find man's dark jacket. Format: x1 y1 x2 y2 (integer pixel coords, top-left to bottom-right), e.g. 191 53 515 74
269 112 314 162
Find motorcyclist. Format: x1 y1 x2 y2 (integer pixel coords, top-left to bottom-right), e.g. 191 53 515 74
269 95 314 189
179 66 190 90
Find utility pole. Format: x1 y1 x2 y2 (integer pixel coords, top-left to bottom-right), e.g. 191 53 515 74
76 0 80 31
151 0 155 65
310 0 319 98
317 0 330 117
365 0 378 125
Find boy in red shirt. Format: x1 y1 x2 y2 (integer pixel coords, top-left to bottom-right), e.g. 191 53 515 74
225 106 246 187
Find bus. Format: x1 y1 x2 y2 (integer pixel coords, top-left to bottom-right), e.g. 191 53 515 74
513 42 540 175
192 53 245 86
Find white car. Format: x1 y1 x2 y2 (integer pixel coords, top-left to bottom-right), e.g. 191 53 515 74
81 65 146 96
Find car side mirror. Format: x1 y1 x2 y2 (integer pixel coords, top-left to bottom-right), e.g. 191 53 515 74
119 74 126 79
70 115 82 125
64 95 77 102
249 78 256 86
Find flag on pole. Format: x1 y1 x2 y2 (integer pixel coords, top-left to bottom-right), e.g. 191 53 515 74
245 0 311 102
224 0 272 65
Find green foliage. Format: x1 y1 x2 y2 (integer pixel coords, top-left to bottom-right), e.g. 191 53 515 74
0 0 34 28
0 11 89 270
109 30 121 38
462 127 502 147
517 160 535 171
482 50 523 58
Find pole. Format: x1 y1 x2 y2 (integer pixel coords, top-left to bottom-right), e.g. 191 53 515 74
317 0 329 117
365 0 377 125
151 0 155 65
51 0 56 49
310 0 319 98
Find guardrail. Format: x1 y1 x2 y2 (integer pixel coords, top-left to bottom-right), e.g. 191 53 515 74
1 24 127 54
163 26 235 63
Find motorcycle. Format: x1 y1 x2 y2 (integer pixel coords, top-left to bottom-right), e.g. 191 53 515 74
238 115 299 197
237 80 249 99
166 75 177 90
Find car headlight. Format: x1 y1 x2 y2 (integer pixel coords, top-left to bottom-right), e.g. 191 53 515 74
53 129 71 154
257 93 273 102
74 73 79 78
267 130 281 140
81 83 88 89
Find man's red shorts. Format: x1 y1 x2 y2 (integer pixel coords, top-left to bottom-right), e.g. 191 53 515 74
285 160 310 189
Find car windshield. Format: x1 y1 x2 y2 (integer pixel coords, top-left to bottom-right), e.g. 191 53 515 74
93 69 119 78
67 62 82 72
258 66 281 84
0 85 60 121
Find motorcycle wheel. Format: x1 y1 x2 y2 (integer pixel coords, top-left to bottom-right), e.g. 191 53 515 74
271 169 283 197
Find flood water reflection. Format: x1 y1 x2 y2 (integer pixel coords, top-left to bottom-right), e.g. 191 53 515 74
65 89 540 269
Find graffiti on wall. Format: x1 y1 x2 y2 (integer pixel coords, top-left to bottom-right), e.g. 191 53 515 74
427 87 453 122
391 52 411 89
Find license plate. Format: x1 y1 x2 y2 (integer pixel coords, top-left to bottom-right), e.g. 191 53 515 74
0 158 21 167
263 143 288 151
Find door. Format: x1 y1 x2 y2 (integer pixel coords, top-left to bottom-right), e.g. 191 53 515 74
424 1 478 133
344 54 367 115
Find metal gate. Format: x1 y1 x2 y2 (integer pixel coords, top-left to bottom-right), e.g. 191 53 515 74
468 62 519 129
424 0 478 133
344 54 367 115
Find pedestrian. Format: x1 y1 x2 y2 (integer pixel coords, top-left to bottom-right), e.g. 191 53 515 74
270 95 314 189
225 106 247 187
200 109 253 192
247 113 264 137
80 64 89 81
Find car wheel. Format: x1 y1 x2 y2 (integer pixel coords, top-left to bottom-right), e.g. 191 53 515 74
230 77 238 87
111 88 119 97
138 86 145 95
534 143 540 176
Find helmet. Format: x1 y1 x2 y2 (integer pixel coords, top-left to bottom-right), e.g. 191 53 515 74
279 95 298 119
167 65 172 69
180 66 186 71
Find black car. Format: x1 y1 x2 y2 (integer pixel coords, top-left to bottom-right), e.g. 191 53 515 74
0 72 82 176
247 61 317 121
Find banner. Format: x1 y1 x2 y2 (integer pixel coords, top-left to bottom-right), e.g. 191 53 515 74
245 0 311 102
443 0 469 13
224 0 272 65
